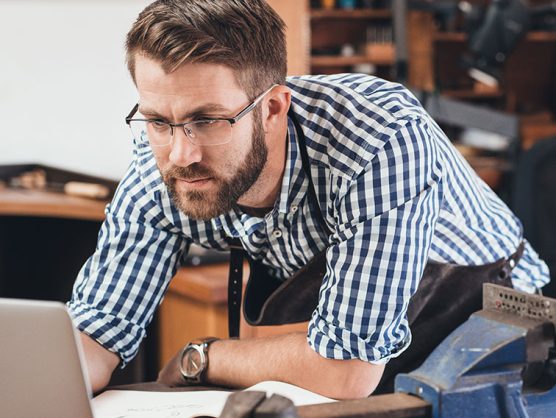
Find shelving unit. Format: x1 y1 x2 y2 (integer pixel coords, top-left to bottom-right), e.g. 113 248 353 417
406 8 556 193
310 7 396 77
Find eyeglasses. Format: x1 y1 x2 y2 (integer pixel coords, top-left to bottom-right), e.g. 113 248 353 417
125 84 277 147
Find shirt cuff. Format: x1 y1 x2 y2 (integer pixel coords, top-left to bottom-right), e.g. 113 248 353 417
67 300 145 367
307 312 412 365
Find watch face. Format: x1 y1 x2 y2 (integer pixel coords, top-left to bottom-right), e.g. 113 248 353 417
183 345 204 378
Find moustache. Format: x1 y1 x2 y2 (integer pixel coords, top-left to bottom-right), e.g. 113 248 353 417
163 164 216 182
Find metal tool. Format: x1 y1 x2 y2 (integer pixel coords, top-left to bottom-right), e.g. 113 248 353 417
396 283 556 418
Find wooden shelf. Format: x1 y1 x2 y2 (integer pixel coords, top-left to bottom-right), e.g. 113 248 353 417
433 31 556 42
310 8 391 20
311 54 395 66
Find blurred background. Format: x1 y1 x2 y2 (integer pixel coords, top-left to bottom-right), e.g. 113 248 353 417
1 0 555 386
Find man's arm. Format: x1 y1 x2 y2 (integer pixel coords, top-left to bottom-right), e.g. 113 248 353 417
80 333 120 393
68 162 194 392
158 332 384 399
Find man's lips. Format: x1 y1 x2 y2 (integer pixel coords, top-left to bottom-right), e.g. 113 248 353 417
179 177 211 183
174 177 214 189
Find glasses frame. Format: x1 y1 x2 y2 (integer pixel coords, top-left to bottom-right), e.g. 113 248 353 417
125 84 278 147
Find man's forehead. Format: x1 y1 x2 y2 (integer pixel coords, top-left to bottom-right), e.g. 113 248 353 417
134 54 246 107
132 56 251 121
135 56 247 120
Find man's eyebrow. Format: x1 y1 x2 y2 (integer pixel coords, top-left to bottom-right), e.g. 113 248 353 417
137 106 163 118
138 103 233 121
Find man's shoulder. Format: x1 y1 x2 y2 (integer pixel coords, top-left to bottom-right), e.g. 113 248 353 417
286 74 429 178
286 73 425 121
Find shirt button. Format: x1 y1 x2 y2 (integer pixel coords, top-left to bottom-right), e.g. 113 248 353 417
272 229 283 238
290 205 298 213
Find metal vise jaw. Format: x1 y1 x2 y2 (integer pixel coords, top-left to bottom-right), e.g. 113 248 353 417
395 283 556 418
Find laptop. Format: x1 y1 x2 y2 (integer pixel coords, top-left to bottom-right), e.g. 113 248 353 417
0 298 94 418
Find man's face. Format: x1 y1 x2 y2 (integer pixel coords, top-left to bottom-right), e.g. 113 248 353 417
134 56 268 220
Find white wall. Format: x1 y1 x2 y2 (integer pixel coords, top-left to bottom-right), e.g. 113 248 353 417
0 0 152 180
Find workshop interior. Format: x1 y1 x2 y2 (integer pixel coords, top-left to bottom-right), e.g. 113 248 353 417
1 0 556 417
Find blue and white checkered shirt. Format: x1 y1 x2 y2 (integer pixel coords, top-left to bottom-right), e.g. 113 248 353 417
68 74 550 366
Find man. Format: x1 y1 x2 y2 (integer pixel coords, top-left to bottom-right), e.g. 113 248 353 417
68 0 549 399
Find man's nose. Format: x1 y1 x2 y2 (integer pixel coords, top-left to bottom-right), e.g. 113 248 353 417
168 127 202 167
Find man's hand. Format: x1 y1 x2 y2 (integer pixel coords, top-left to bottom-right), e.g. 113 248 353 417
80 333 120 393
157 346 186 387
158 332 384 399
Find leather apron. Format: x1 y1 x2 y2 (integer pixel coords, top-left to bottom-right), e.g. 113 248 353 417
226 110 524 394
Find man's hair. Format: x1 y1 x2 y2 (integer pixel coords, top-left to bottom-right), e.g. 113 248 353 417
125 0 287 99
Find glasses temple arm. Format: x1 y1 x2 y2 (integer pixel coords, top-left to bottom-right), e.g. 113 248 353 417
125 103 139 124
230 84 279 124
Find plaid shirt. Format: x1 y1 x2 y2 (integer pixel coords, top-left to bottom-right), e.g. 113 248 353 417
68 74 550 366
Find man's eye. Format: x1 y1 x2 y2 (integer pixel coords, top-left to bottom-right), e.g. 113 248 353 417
148 120 168 131
194 119 220 131
197 119 217 126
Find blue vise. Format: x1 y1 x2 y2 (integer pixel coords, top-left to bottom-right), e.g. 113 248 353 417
395 283 556 418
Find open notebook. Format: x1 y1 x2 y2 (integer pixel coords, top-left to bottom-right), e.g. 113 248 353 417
93 381 335 418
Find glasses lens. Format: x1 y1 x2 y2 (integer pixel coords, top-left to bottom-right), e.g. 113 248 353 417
129 120 172 146
128 120 147 144
187 120 232 146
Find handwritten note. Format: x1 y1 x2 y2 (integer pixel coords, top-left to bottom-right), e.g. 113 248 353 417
92 381 335 418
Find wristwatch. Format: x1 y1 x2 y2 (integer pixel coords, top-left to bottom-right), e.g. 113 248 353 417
179 337 219 384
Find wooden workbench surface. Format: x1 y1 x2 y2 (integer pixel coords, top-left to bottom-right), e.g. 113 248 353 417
0 187 107 221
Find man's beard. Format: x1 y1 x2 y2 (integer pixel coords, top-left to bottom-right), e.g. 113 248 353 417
162 114 268 221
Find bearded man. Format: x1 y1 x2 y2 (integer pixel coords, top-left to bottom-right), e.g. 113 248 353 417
68 0 549 399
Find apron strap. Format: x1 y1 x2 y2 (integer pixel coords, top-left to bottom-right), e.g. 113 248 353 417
227 239 244 338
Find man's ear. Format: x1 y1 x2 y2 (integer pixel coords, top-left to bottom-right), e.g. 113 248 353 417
263 85 291 133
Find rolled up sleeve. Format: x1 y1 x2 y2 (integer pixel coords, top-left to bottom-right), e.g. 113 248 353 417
307 117 444 363
67 162 189 365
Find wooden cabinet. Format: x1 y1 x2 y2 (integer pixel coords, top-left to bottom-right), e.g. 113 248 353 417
266 1 397 78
